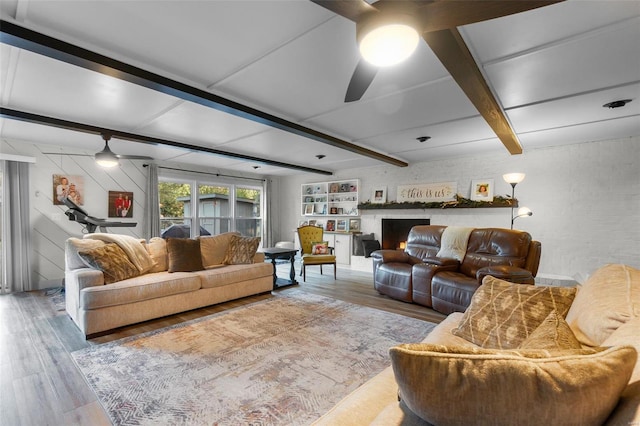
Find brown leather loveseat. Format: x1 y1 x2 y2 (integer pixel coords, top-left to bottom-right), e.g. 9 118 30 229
371 225 541 314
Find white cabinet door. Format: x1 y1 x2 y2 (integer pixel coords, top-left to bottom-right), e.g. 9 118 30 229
333 234 351 265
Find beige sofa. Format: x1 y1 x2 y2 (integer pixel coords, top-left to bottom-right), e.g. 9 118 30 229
315 264 640 426
65 232 273 338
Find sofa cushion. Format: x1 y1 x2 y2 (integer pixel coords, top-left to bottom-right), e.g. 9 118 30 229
166 238 205 272
519 310 582 350
195 262 273 289
389 343 637 426
223 235 261 265
199 232 241 268
145 237 168 273
66 238 106 270
80 271 201 310
566 263 640 347
452 276 576 349
77 243 140 284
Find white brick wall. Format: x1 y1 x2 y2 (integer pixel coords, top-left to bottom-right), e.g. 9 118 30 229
274 137 640 281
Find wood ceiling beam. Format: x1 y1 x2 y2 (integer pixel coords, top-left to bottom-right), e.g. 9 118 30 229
0 19 408 168
0 107 334 175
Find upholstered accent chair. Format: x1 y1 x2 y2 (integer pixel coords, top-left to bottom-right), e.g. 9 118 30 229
297 225 336 281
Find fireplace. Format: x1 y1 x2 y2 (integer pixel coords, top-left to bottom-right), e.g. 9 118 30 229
382 218 431 250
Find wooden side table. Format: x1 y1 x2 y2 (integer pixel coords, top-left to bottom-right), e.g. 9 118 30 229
261 248 298 290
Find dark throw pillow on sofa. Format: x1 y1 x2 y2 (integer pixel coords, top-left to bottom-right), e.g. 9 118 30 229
166 238 205 272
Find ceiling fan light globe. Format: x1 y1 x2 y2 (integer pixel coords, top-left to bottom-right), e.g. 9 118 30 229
95 152 119 168
359 24 419 67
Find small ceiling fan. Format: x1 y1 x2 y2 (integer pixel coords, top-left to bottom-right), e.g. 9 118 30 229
310 0 564 155
45 133 153 168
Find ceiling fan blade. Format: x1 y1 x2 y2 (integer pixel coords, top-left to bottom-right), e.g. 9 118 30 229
42 152 92 157
417 1 564 33
423 28 522 154
345 59 378 102
116 155 154 160
309 0 377 22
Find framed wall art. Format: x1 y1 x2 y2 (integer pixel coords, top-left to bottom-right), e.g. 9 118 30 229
109 191 134 218
372 187 387 204
53 174 84 205
470 179 494 202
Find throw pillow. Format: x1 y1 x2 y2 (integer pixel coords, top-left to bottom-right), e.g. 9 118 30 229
223 235 261 265
77 243 140 284
352 233 375 256
166 238 205 272
144 237 168 273
311 241 329 255
199 232 241 268
390 343 637 426
362 239 381 258
65 237 106 270
452 275 577 349
565 263 640 347
518 310 582 350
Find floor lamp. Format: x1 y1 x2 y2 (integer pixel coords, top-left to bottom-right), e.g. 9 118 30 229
503 173 533 229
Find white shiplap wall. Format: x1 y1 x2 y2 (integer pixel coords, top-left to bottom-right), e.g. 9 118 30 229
1 139 146 289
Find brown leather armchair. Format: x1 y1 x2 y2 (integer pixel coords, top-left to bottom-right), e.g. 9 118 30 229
371 225 542 315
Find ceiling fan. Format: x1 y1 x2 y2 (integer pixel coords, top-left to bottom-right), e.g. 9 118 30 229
310 0 564 154
44 133 153 168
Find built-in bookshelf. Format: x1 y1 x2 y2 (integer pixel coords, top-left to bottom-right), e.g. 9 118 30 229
301 179 359 218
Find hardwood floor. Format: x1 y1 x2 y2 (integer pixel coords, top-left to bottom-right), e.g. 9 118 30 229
0 265 445 425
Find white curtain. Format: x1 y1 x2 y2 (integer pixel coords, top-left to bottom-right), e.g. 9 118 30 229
263 178 273 247
144 164 160 239
1 160 32 293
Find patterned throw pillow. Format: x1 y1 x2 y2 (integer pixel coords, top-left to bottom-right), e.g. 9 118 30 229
390 343 637 426
519 310 582 350
166 238 205 272
452 276 577 349
77 243 140 284
223 235 261 265
311 241 329 255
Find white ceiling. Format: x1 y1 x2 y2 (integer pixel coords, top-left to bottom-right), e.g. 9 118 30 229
1 0 639 176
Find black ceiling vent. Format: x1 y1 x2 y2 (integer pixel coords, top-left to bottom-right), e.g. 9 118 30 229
603 99 632 109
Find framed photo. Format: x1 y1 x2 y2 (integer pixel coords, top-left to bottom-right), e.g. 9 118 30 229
349 219 361 232
372 187 386 204
337 207 344 215
329 183 340 193
304 204 314 215
470 179 494 201
336 219 348 232
53 174 84 206
109 191 134 218
329 206 338 215
326 220 336 231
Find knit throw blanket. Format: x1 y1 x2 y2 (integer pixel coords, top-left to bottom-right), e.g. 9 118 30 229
436 226 475 261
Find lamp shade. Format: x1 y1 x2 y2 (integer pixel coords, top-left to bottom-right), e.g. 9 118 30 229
517 207 533 217
503 173 526 184
357 14 420 67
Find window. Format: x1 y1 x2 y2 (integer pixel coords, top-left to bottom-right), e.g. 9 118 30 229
158 177 263 240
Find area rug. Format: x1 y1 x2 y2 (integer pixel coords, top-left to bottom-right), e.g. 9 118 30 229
71 290 435 425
